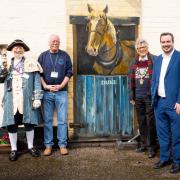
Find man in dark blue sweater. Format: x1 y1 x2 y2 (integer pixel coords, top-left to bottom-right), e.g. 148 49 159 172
128 38 157 158
38 34 73 156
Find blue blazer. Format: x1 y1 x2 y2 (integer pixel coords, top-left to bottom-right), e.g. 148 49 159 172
152 49 180 107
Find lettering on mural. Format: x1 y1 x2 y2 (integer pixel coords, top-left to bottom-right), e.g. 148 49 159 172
101 79 117 85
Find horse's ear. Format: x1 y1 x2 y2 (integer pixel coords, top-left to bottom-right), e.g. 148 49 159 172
87 4 93 13
103 5 108 14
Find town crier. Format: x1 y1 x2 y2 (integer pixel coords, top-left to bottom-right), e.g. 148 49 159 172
0 39 43 161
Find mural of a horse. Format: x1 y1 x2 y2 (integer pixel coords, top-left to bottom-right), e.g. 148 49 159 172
85 4 135 75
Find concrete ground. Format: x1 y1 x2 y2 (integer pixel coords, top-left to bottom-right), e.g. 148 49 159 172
0 144 180 180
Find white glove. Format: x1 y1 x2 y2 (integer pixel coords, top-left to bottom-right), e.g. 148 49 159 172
33 100 41 109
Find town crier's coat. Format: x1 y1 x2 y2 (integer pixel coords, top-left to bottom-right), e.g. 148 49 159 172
0 58 43 127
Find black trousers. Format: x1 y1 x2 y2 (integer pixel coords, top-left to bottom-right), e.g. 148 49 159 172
135 97 157 150
7 111 34 133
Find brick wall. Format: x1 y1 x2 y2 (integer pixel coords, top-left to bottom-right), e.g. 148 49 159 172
5 0 178 138
0 0 141 138
0 0 69 126
66 0 141 138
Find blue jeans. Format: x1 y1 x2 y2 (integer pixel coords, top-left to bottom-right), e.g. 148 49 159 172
43 91 68 148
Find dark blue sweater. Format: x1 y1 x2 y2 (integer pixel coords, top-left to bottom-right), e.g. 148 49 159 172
38 49 73 91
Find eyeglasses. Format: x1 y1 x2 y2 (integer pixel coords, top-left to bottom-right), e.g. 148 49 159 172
137 46 147 50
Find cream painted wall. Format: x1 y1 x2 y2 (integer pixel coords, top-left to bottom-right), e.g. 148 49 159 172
141 0 180 55
0 0 67 59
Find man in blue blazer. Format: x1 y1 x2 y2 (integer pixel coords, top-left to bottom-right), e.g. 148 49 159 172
152 32 180 174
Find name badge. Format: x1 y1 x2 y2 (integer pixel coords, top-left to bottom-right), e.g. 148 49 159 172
23 73 29 79
51 71 58 78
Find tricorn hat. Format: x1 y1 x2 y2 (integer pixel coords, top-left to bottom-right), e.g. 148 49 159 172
7 39 30 51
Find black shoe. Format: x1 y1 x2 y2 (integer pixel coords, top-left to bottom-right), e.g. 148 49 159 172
170 163 180 174
9 150 18 161
29 147 41 157
153 160 172 169
148 150 156 158
135 147 146 153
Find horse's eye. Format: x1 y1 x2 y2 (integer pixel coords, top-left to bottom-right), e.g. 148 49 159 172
86 19 90 24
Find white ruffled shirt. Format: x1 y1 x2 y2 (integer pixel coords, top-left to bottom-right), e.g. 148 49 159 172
12 58 23 115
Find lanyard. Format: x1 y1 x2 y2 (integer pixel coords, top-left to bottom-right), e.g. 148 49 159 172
13 58 24 74
49 52 58 72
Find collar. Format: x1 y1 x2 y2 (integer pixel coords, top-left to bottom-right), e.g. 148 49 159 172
162 49 174 58
12 56 25 62
139 55 148 61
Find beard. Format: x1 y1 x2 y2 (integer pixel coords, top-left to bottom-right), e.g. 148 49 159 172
14 53 24 59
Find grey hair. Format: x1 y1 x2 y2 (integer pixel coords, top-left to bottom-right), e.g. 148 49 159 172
48 34 60 43
135 38 149 49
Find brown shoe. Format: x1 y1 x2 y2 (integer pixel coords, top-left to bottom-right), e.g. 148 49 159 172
60 147 68 155
43 147 52 156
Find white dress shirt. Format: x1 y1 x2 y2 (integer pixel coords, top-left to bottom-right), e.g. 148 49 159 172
139 55 148 61
158 50 174 97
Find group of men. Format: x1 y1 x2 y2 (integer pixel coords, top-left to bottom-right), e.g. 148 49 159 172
0 32 179 175
129 32 180 174
0 34 73 161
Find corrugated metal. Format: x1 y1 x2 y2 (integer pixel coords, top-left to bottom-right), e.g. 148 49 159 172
75 75 134 138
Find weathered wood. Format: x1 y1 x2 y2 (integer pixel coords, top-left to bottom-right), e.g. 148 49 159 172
75 75 134 138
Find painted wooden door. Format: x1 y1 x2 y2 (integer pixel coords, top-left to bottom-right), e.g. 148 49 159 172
75 75 133 138
70 16 139 139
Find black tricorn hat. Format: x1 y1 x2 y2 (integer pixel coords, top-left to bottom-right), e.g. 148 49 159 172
7 39 30 51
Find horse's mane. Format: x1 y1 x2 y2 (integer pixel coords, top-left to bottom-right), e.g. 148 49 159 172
106 18 117 44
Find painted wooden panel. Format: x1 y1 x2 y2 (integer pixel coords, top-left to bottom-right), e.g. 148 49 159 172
75 75 134 138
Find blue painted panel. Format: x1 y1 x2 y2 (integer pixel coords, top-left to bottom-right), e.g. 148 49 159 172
76 76 86 135
95 76 105 135
86 76 96 134
76 75 134 137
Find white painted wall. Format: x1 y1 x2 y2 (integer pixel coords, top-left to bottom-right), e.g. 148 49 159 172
0 0 67 59
141 0 180 55
0 0 66 125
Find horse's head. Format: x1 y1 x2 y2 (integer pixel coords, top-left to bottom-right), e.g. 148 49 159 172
85 4 127 72
85 4 109 56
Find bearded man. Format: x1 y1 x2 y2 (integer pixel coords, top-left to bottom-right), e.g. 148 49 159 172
0 39 43 161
